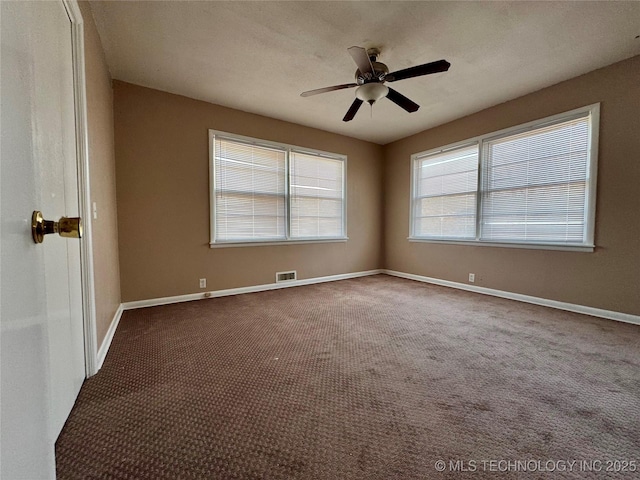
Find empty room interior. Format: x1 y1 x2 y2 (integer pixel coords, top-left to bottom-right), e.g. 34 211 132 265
2 1 640 478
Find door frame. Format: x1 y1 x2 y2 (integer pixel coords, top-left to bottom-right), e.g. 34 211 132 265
63 0 98 377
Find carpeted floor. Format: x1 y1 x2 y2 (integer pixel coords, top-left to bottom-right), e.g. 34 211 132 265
56 275 640 479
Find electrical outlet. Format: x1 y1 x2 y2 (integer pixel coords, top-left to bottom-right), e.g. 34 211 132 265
468 273 475 283
199 278 206 288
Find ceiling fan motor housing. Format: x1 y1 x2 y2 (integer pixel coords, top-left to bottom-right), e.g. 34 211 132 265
356 61 389 84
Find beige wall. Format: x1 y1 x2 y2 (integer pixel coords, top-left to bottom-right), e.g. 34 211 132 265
384 56 640 316
79 2 122 345
113 81 384 302
112 56 638 316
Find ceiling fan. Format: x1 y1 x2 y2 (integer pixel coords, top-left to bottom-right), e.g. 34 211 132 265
301 46 450 122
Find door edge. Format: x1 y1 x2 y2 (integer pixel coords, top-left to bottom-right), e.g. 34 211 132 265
63 0 98 377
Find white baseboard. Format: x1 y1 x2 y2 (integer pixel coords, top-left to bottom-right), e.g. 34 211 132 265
122 269 383 311
96 268 636 370
96 304 124 371
383 269 640 326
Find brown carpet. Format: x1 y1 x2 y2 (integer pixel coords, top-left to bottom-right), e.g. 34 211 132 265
56 275 640 479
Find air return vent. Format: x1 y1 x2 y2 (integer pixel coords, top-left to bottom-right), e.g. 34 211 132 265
276 271 297 283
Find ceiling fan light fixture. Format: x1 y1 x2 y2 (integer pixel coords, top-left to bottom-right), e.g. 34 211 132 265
356 83 389 105
300 45 450 122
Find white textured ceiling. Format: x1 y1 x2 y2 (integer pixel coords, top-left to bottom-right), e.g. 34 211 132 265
89 1 640 145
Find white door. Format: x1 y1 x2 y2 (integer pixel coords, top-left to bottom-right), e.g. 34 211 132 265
1 1 86 477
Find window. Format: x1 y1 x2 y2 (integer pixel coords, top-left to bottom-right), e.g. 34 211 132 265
413 144 479 239
290 151 344 239
213 138 286 242
210 131 346 246
410 104 599 251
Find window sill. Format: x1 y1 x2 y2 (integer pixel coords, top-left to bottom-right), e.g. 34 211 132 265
210 237 349 248
407 237 595 252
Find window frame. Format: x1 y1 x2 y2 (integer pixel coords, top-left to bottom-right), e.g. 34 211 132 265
209 130 348 248
409 104 600 252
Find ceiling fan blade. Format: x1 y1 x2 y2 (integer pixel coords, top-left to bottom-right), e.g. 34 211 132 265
386 87 420 113
348 46 374 76
300 83 358 97
386 59 450 82
343 98 363 122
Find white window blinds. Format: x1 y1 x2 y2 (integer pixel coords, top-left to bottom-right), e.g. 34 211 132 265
290 151 344 238
211 131 347 245
481 117 590 243
413 144 479 239
410 105 598 250
213 137 286 242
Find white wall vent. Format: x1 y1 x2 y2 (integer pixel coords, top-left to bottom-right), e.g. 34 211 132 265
276 271 297 283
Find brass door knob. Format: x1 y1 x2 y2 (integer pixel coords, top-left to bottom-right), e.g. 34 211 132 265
31 211 82 244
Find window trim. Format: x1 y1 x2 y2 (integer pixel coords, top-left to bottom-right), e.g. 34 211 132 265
409 103 600 251
209 130 348 247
